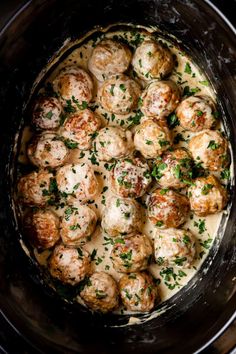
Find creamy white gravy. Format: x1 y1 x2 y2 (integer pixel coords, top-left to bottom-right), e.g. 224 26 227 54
17 25 232 322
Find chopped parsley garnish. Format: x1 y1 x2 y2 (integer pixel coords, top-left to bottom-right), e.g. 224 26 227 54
64 99 76 113
220 168 230 180
174 256 187 266
194 219 206 234
146 140 153 145
156 221 164 227
110 84 115 96
200 238 213 249
184 62 192 74
64 139 78 149
201 183 213 195
207 140 220 150
183 86 201 97
167 113 180 129
119 84 126 92
199 80 209 86
152 162 167 179
45 111 53 119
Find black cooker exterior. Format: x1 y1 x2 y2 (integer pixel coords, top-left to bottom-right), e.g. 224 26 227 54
0 1 236 353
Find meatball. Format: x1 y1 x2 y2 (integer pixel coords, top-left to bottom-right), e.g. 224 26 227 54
111 234 153 273
80 272 119 313
98 74 141 115
32 96 62 130
134 118 172 159
111 157 152 198
141 80 181 118
56 163 98 202
154 228 196 268
188 175 227 216
189 129 229 171
132 39 174 81
148 189 190 228
119 272 157 312
17 170 54 206
101 196 141 237
61 109 101 150
24 209 60 249
94 126 133 161
176 95 216 132
52 66 93 108
88 39 132 81
152 148 193 189
61 204 97 247
49 244 91 285
27 133 69 168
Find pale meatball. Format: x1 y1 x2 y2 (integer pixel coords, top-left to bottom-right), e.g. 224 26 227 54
17 170 54 206
176 95 216 132
49 244 91 285
134 118 172 159
61 204 97 247
119 272 157 312
80 272 119 313
132 39 174 81
98 74 141 115
189 129 229 171
56 163 98 202
111 157 152 198
101 196 141 237
188 175 227 216
154 228 196 268
32 96 62 130
61 109 101 150
148 189 190 228
27 133 69 168
88 39 132 81
111 234 153 273
94 126 133 161
141 80 181 118
52 66 93 108
24 209 60 249
152 148 193 189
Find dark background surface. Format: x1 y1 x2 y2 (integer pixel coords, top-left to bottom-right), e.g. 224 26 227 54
0 1 236 353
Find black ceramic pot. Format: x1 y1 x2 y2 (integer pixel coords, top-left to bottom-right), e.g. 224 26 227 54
0 1 236 353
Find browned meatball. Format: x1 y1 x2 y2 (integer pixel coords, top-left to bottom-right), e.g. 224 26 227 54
24 209 60 249
94 126 133 161
111 234 153 273
132 39 174 81
61 204 97 247
17 170 54 206
80 272 119 313
119 272 158 312
111 157 152 198
61 109 101 150
27 133 69 168
134 118 172 159
189 129 229 171
148 189 190 228
188 175 227 216
49 244 91 285
98 74 141 115
101 196 141 237
32 96 62 130
176 95 216 132
154 228 196 268
52 66 93 109
88 39 132 81
152 148 193 189
56 163 99 202
141 80 181 118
